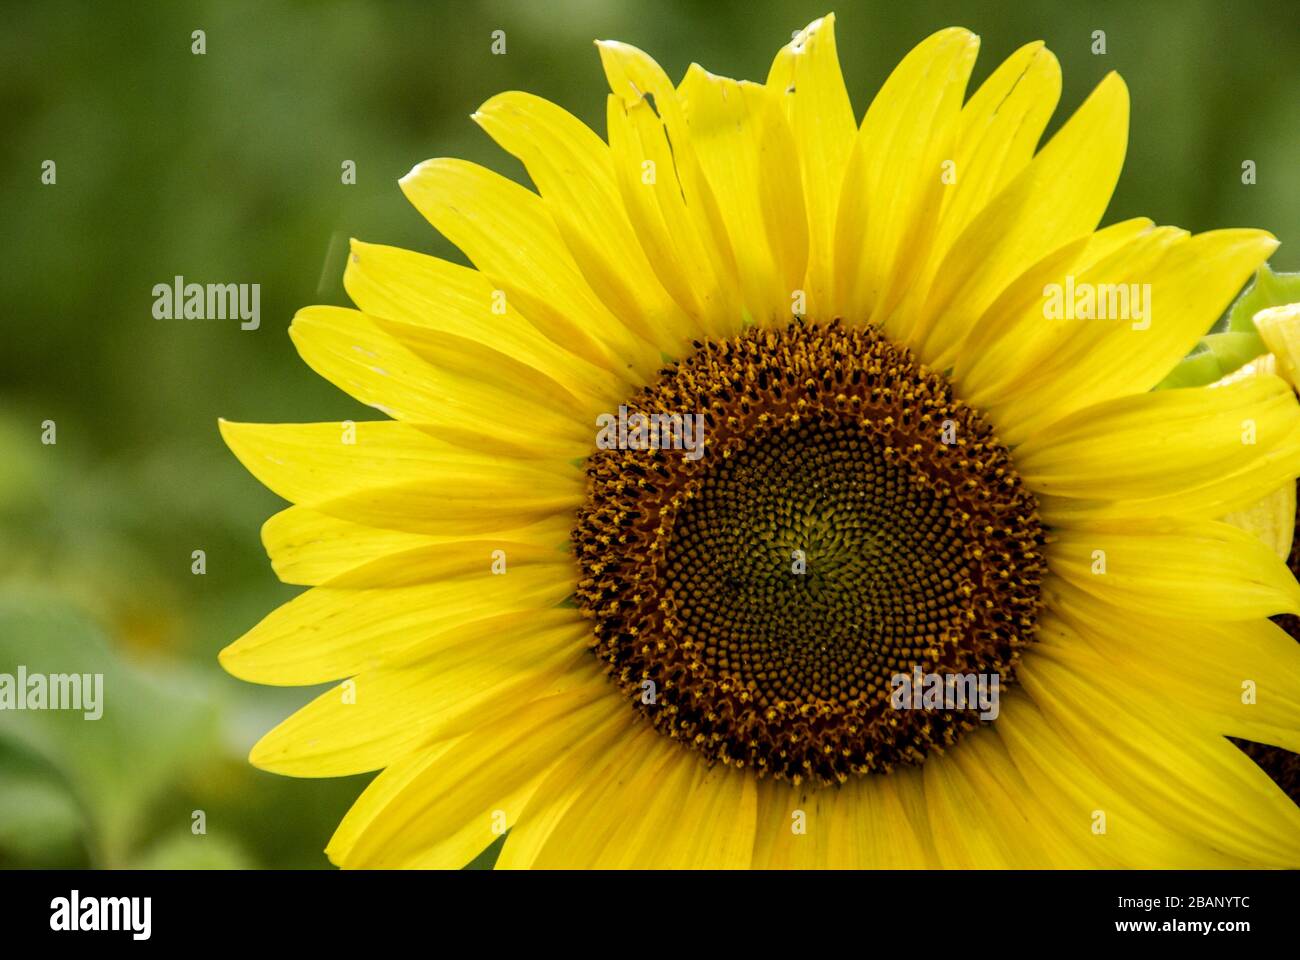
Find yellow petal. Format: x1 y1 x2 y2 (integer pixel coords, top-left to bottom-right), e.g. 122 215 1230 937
261 507 570 588
928 42 1061 271
326 737 460 866
261 506 438 586
748 764 935 869
494 708 637 869
218 419 583 535
218 565 573 686
247 615 590 777
343 239 624 410
767 15 856 320
399 158 659 381
221 419 574 504
834 28 979 331
1043 583 1300 752
598 40 745 338
1048 518 1300 620
286 305 593 458
470 92 694 353
1016 375 1300 500
337 677 616 868
996 693 1240 867
310 481 576 537
525 720 675 868
612 761 756 869
924 726 1057 868
913 71 1129 365
749 776 845 868
824 770 932 868
543 741 756 869
953 217 1158 402
678 65 808 326
880 38 1065 347
1037 428 1300 526
367 317 585 418
1254 302 1300 388
1009 339 1300 526
992 229 1279 442
1222 480 1297 560
1219 303 1300 557
1018 643 1300 867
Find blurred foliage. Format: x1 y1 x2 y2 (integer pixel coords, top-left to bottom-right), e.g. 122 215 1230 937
1 0 1297 868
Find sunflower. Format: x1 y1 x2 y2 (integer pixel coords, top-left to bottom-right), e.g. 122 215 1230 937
219 15 1300 868
1216 300 1300 799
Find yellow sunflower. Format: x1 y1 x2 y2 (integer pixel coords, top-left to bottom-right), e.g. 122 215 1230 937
219 15 1300 868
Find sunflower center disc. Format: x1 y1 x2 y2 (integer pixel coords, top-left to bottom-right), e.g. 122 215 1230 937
573 321 1046 785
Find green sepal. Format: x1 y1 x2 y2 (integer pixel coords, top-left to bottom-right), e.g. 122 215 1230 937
1157 262 1297 388
1200 330 1267 373
1225 263 1300 332
1155 349 1223 390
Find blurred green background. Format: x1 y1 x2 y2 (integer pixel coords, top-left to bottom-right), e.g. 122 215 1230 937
1 0 1297 868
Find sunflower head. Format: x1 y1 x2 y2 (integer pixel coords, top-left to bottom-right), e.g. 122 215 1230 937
220 14 1300 869
574 320 1047 783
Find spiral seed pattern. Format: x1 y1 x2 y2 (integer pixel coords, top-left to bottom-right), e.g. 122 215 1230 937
573 321 1046 784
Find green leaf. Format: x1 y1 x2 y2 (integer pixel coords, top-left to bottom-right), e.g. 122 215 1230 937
128 833 254 870
0 764 87 867
0 591 219 866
